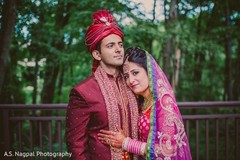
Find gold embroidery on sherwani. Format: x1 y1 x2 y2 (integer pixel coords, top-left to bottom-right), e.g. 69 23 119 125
112 77 129 137
94 66 139 160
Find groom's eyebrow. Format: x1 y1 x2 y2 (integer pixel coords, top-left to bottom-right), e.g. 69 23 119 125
106 42 115 46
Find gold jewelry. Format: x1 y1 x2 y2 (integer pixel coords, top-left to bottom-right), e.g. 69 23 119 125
105 138 110 144
105 137 122 152
142 94 153 112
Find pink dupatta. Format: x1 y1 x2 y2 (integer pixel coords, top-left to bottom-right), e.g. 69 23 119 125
145 52 192 160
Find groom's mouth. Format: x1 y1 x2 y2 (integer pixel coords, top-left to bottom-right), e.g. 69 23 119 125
114 55 122 59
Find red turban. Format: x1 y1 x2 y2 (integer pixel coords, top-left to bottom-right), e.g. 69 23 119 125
85 10 124 53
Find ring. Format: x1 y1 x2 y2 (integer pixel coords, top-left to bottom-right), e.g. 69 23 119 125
111 142 115 147
104 138 110 144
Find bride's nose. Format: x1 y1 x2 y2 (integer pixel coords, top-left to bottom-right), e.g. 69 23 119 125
129 75 134 84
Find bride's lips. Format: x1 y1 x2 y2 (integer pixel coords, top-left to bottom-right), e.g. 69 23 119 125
130 84 138 89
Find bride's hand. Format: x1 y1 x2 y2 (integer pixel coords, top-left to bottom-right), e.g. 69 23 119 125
98 125 126 148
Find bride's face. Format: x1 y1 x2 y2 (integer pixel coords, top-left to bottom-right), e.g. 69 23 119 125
123 61 150 98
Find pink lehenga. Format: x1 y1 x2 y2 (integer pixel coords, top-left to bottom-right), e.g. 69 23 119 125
138 53 192 160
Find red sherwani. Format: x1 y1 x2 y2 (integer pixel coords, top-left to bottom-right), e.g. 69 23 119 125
66 75 110 160
66 72 138 160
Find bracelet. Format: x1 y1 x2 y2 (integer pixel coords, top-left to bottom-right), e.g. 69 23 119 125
122 137 130 151
124 138 145 155
140 142 147 156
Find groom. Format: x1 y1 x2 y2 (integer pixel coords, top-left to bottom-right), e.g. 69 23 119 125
65 10 139 160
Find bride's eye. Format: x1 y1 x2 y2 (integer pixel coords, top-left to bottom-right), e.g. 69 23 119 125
133 71 139 76
123 74 129 80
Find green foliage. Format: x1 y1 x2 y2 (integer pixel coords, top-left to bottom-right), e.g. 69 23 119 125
1 1 239 159
176 27 226 101
1 0 240 103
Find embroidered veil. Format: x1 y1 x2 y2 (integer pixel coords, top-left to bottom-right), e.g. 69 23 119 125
145 52 192 160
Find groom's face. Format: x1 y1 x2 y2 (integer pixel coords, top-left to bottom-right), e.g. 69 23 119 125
95 34 124 68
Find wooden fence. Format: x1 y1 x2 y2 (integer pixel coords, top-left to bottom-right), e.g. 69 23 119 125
0 101 240 160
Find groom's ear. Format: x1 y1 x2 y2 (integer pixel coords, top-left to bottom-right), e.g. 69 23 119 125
92 50 101 61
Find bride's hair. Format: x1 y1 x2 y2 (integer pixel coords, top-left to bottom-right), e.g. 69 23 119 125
123 47 148 73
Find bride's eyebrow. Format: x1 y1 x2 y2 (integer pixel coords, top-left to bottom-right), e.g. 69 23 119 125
130 68 138 72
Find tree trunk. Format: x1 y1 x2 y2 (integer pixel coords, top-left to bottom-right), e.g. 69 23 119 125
41 62 59 103
233 39 240 100
163 39 172 80
162 0 178 82
0 0 17 94
152 0 157 23
40 0 71 103
32 56 39 104
224 0 233 100
172 48 181 92
57 65 65 103
194 0 203 83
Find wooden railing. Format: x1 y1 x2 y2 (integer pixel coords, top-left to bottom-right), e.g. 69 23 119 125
0 101 240 160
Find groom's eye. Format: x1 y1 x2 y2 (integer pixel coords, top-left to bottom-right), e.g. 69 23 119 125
107 44 113 48
119 42 123 47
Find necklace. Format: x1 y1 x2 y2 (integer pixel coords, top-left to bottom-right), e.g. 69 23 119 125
142 94 153 112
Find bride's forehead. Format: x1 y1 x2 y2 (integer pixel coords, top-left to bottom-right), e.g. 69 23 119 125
123 61 140 72
123 63 130 72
